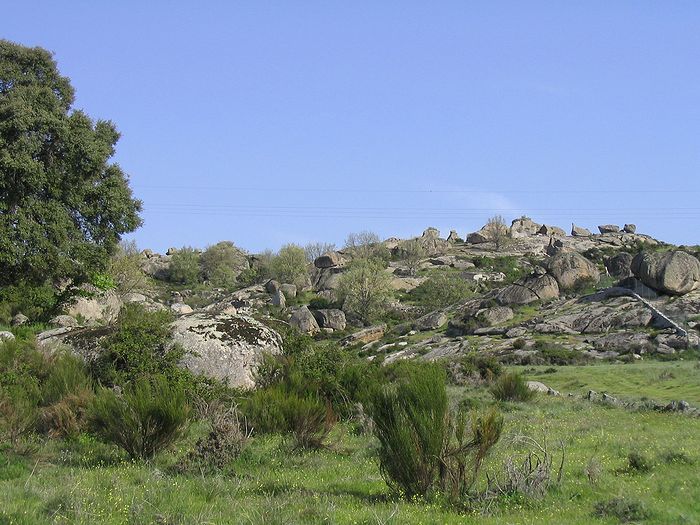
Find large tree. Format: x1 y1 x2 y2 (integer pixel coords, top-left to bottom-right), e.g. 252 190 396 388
0 40 142 286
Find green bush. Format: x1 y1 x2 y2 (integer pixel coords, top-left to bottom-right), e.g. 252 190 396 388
242 387 332 450
337 258 393 324
94 304 179 385
89 375 190 460
461 353 503 381
168 247 201 284
369 362 448 498
200 241 248 289
108 240 149 295
626 451 653 473
409 271 473 309
0 282 59 322
593 497 650 522
269 244 309 288
491 372 534 402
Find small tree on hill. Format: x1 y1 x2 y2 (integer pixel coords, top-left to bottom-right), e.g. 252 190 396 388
337 258 393 324
484 215 510 252
200 241 248 289
270 244 309 287
304 242 337 263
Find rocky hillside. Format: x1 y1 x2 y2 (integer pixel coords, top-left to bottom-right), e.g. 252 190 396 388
19 217 700 388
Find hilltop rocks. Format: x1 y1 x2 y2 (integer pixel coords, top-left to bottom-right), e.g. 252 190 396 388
623 224 637 234
545 252 599 291
170 312 282 388
631 251 700 295
510 217 541 238
598 224 620 234
447 230 462 243
417 227 449 255
538 224 566 237
290 306 320 334
496 272 559 305
571 224 592 237
466 230 489 244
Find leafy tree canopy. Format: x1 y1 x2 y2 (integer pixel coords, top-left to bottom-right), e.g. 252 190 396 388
0 40 142 286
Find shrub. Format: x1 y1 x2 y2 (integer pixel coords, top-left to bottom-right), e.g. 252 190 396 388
108 240 149 295
200 241 248 289
491 372 534 402
94 304 181 386
177 402 251 473
461 354 503 381
344 231 388 261
659 450 694 465
269 244 309 288
409 271 473 309
0 282 59 322
0 387 38 446
337 258 393 324
369 363 448 498
399 239 427 275
168 247 201 284
242 387 332 450
89 375 190 460
512 338 526 350
593 497 650 522
626 451 653 473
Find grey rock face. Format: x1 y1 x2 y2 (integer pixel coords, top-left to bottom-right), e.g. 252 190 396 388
496 273 560 305
170 312 282 388
571 224 592 237
312 309 347 331
545 252 600 291
605 252 633 279
510 217 541 238
538 224 566 237
271 289 286 308
0 331 15 342
49 315 79 328
598 224 620 234
447 230 462 243
466 231 489 244
279 284 297 299
623 224 637 234
171 303 194 315
11 313 29 326
314 252 344 269
265 280 281 294
478 306 514 326
631 251 700 295
340 324 387 346
67 291 122 324
290 306 320 334
415 311 448 331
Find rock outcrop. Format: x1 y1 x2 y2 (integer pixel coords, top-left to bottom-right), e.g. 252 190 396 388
496 271 560 305
631 251 700 295
290 306 320 334
545 252 600 291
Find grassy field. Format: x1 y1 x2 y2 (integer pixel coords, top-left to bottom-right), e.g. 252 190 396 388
519 360 700 405
1 361 699 524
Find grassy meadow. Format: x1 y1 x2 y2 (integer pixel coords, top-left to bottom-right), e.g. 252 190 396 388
2 360 699 525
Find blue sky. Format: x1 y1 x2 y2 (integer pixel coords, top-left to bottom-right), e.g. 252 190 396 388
4 1 700 252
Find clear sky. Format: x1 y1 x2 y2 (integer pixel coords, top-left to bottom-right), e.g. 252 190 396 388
4 1 700 252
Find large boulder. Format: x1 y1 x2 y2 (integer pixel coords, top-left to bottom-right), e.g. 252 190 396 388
417 227 449 255
340 324 387 346
538 224 566 237
314 252 345 269
496 272 559 305
477 306 514 326
571 224 592 237
631 251 700 295
170 312 282 388
605 253 633 279
545 252 600 291
598 224 620 234
466 231 489 244
279 284 297 299
11 313 29 326
289 306 320 334
623 224 637 234
311 309 347 331
0 331 15 343
447 230 462 243
38 312 282 389
510 217 541 238
49 315 79 328
415 311 448 331
67 291 122 324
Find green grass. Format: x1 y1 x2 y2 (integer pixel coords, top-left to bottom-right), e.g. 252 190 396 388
520 361 700 405
2 362 700 523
